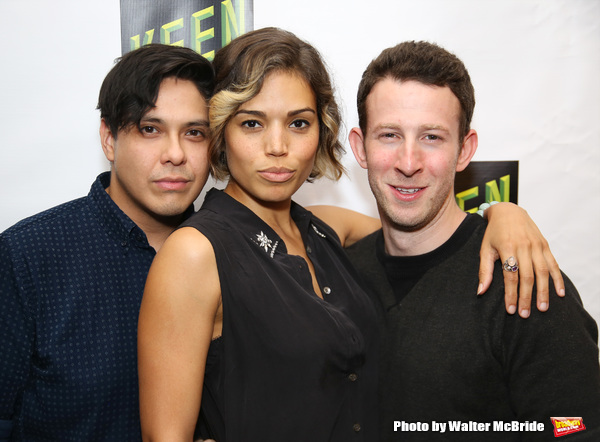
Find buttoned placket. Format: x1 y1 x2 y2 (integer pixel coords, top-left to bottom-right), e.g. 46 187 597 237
306 224 367 438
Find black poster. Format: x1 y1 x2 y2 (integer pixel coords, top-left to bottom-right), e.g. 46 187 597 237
454 161 519 213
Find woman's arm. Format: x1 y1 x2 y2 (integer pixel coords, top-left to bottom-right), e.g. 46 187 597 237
311 203 565 319
478 202 565 319
308 205 381 247
138 227 222 442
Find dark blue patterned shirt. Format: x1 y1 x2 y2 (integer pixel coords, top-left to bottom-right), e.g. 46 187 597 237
0 172 183 441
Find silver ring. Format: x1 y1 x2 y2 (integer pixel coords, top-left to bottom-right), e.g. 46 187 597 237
503 256 519 272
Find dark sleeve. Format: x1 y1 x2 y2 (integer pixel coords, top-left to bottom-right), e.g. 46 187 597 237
0 234 35 435
0 419 12 442
499 274 600 441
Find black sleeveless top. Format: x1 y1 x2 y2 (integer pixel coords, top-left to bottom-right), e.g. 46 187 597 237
183 189 378 442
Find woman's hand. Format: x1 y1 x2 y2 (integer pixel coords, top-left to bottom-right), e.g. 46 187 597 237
478 202 565 318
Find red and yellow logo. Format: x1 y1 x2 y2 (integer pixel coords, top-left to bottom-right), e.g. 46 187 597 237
551 417 585 437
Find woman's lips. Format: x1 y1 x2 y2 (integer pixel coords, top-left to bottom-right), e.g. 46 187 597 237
258 168 295 183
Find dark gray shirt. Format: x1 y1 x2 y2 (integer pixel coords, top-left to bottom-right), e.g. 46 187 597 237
346 215 600 441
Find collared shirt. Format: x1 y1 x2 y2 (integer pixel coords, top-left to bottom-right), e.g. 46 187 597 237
185 189 379 442
0 172 187 441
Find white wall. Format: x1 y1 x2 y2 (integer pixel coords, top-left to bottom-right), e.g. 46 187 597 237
1 0 598 324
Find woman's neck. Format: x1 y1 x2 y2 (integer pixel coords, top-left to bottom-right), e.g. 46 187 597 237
224 182 296 236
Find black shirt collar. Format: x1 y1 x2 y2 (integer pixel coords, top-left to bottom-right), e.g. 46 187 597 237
201 188 317 255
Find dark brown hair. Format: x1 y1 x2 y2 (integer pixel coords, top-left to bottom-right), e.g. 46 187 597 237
357 41 475 140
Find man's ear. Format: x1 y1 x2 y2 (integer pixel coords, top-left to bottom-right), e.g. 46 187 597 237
456 129 478 172
99 119 116 163
349 127 368 170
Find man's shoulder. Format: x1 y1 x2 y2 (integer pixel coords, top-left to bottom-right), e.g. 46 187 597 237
2 197 90 238
1 174 113 242
0 195 98 260
346 229 381 253
345 229 382 265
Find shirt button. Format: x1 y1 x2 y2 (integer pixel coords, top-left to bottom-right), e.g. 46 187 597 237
353 423 361 432
323 287 331 295
306 245 312 254
348 373 358 382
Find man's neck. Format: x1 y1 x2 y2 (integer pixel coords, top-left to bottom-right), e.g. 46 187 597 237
381 202 467 257
104 187 185 252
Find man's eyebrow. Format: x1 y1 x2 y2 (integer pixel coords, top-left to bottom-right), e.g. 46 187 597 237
186 119 209 127
372 123 401 131
372 123 450 132
139 117 164 125
140 117 209 127
419 124 449 132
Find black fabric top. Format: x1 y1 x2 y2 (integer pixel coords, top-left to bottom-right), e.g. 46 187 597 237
346 214 600 441
376 215 474 305
0 173 191 441
183 188 379 442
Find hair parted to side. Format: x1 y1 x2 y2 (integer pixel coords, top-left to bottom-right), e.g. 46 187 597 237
97 44 215 137
209 27 344 182
357 41 475 140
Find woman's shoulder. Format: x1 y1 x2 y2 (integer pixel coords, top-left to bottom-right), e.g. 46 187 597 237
181 206 222 228
157 227 215 269
306 205 381 247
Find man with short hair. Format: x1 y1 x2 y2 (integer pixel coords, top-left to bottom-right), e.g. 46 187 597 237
0 44 214 441
346 41 600 441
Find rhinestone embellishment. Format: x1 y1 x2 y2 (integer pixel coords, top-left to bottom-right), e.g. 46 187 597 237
254 231 279 258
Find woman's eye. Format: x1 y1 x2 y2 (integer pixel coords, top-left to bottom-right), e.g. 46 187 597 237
290 120 309 129
242 120 261 128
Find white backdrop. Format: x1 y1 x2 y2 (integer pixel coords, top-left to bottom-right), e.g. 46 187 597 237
1 0 598 325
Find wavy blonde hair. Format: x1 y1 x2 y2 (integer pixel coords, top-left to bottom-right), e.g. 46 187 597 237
209 27 344 182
